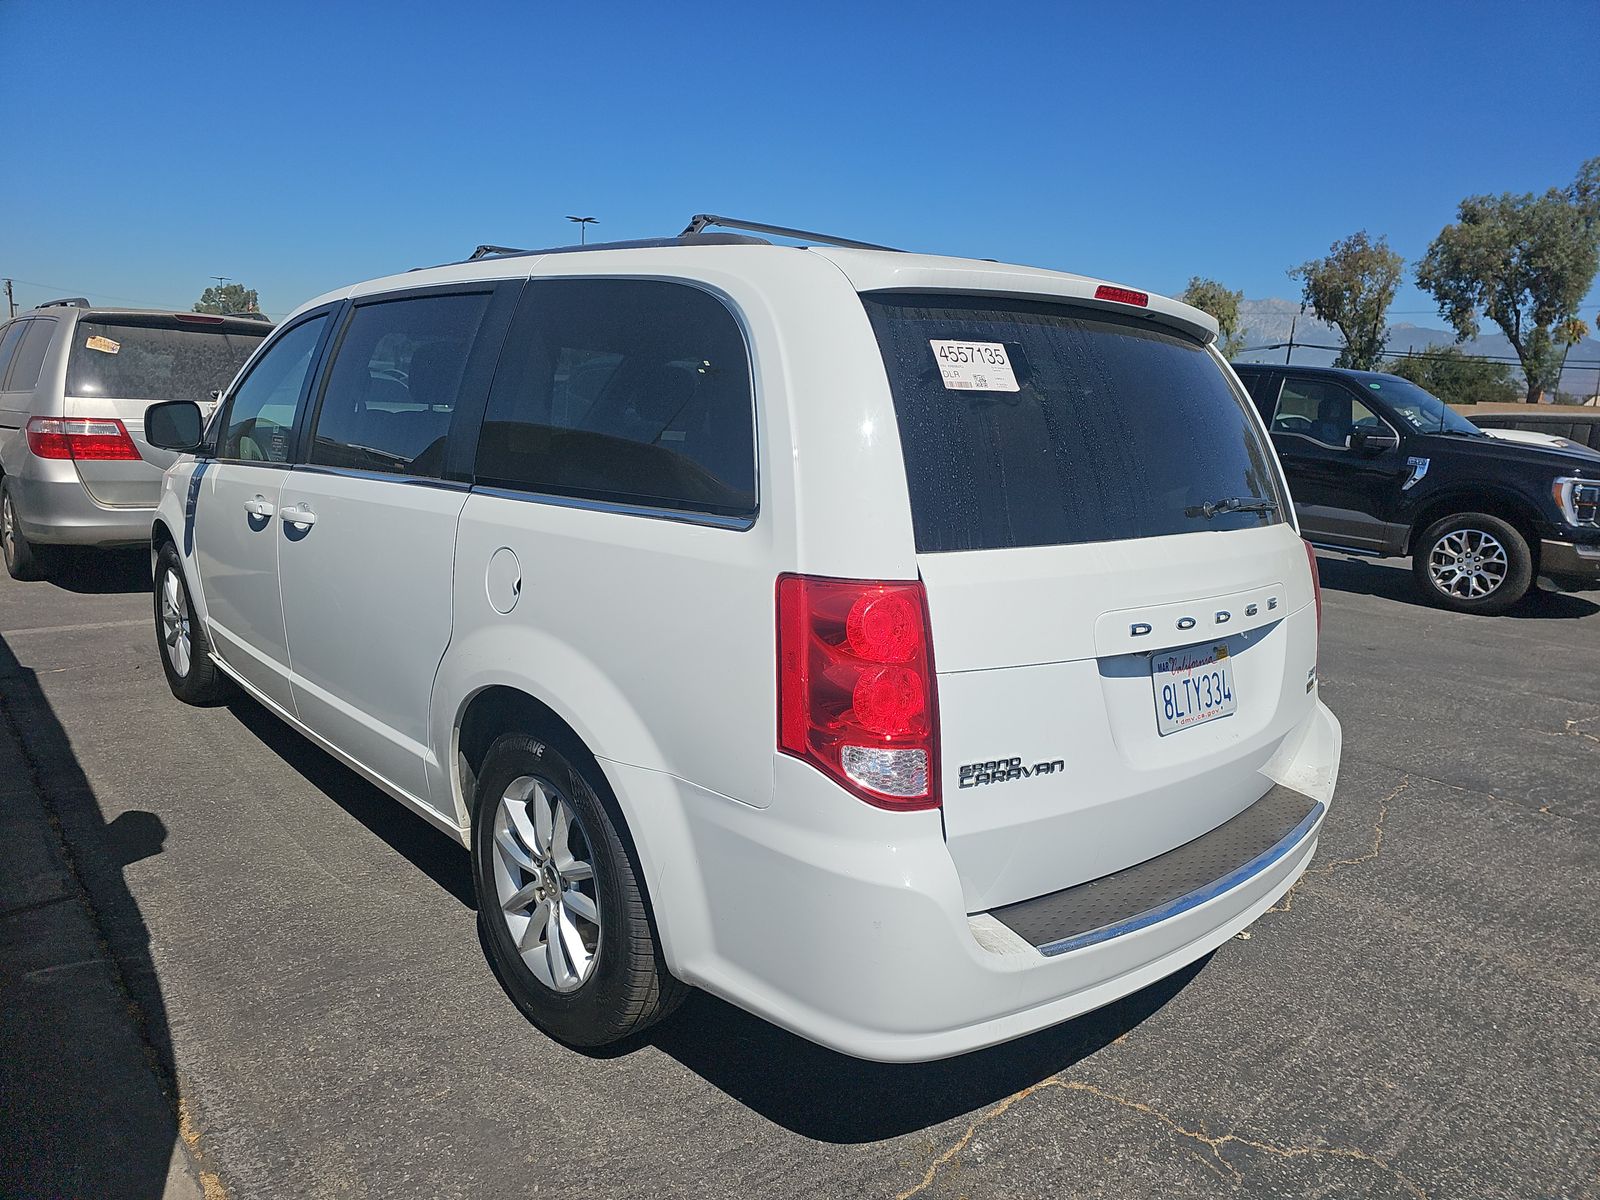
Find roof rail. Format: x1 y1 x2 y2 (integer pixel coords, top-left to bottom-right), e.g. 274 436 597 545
38 297 91 309
679 214 900 252
446 232 771 269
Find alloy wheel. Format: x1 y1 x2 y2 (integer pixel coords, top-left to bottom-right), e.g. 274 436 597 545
160 568 193 677
491 774 601 993
1427 528 1509 600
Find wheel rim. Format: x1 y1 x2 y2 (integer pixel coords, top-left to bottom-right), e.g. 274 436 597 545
491 774 600 993
1 492 16 566
1427 528 1509 600
160 568 193 677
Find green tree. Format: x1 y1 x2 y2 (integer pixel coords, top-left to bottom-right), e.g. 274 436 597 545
1381 346 1521 407
1289 231 1404 370
194 283 259 315
1178 276 1246 357
1416 157 1600 403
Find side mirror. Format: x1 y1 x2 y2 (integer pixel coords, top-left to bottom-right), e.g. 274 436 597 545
145 400 205 453
1351 428 1400 455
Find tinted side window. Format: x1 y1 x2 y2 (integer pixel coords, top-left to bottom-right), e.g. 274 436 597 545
310 292 490 478
0 323 27 390
6 320 55 392
475 279 756 519
219 316 329 462
1273 379 1379 448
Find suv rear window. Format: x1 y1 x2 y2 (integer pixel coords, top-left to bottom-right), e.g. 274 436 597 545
862 295 1285 552
66 319 266 403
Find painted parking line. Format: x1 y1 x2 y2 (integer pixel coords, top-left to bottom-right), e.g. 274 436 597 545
0 618 149 638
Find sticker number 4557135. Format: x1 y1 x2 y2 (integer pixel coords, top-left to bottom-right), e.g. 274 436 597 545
929 340 1019 392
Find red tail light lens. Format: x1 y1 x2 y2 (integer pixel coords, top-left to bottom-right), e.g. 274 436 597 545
1094 284 1149 307
26 416 142 462
777 574 939 810
1303 540 1322 635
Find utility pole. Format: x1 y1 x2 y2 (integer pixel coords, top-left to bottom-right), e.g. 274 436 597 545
209 275 231 313
566 216 597 245
3 279 15 319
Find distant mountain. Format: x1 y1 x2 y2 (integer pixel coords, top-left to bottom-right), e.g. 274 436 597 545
1231 297 1600 397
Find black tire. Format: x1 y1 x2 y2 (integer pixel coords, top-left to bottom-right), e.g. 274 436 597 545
1 477 46 581
472 730 686 1048
1411 512 1534 616
153 541 232 705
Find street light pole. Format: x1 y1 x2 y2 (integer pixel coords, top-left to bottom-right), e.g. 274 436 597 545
566 216 598 245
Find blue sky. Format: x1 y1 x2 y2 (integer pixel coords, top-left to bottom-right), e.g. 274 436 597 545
3 0 1595 328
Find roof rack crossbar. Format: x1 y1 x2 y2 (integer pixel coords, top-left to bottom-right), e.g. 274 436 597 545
39 297 91 309
679 214 900 252
468 244 532 261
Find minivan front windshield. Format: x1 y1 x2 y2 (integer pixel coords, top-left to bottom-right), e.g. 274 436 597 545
1362 373 1484 437
862 294 1286 553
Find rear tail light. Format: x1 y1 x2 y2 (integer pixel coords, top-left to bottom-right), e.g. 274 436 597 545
26 416 142 461
1303 540 1322 636
777 574 939 810
1093 284 1149 307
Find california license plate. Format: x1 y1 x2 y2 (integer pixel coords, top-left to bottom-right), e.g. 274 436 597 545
1152 645 1237 736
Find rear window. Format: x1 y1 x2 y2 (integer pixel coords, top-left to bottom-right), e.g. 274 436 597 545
862 295 1285 552
66 319 266 403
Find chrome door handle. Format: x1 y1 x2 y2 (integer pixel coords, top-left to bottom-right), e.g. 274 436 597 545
244 495 275 518
279 504 317 529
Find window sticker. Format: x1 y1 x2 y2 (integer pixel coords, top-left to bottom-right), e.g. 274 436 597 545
929 340 1019 392
85 335 121 355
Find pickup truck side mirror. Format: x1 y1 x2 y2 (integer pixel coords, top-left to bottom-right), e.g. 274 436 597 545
145 400 205 453
1350 427 1400 455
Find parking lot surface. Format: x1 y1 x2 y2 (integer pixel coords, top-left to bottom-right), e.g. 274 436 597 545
2 550 1597 1199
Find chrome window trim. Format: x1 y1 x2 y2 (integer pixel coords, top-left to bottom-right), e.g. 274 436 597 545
289 463 471 491
472 485 756 531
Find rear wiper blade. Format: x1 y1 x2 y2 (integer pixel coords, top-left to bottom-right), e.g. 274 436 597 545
1184 497 1279 519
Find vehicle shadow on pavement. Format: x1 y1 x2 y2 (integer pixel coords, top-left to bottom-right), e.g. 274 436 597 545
1316 554 1600 619
645 957 1207 1143
0 632 184 1199
35 547 151 596
224 697 477 908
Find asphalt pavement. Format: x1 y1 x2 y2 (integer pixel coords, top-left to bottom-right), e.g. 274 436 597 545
1 548 1596 1199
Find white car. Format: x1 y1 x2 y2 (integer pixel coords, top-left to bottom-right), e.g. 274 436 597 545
144 217 1341 1062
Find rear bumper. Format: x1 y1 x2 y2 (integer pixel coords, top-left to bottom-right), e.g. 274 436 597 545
604 698 1340 1062
1539 537 1600 585
7 467 155 547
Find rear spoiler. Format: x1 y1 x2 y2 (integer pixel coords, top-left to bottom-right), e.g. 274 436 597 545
813 250 1221 345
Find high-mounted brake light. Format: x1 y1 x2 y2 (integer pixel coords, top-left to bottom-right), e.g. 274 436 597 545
1303 540 1322 636
26 416 142 462
1094 284 1149 308
174 313 226 324
777 574 940 810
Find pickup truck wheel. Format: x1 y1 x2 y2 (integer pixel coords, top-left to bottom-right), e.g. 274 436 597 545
472 732 686 1048
1412 512 1533 616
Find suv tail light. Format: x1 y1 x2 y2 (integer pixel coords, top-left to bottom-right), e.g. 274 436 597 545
1303 540 1322 636
777 574 939 810
26 416 142 461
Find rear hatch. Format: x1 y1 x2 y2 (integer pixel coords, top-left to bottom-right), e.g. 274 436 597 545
862 293 1319 912
64 313 268 506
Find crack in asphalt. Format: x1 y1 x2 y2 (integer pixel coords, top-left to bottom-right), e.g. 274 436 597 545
1268 776 1410 915
1560 716 1600 747
895 1076 1428 1199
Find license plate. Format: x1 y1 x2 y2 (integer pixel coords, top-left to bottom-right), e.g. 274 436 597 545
1152 644 1237 736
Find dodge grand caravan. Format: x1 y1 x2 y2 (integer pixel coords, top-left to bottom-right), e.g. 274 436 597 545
0 300 269 579
144 218 1341 1062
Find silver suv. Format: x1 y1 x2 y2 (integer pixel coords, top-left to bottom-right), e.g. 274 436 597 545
0 300 269 578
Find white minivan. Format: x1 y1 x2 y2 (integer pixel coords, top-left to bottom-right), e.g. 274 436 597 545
145 219 1340 1062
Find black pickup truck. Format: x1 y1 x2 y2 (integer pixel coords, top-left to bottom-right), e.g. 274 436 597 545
1233 364 1600 614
